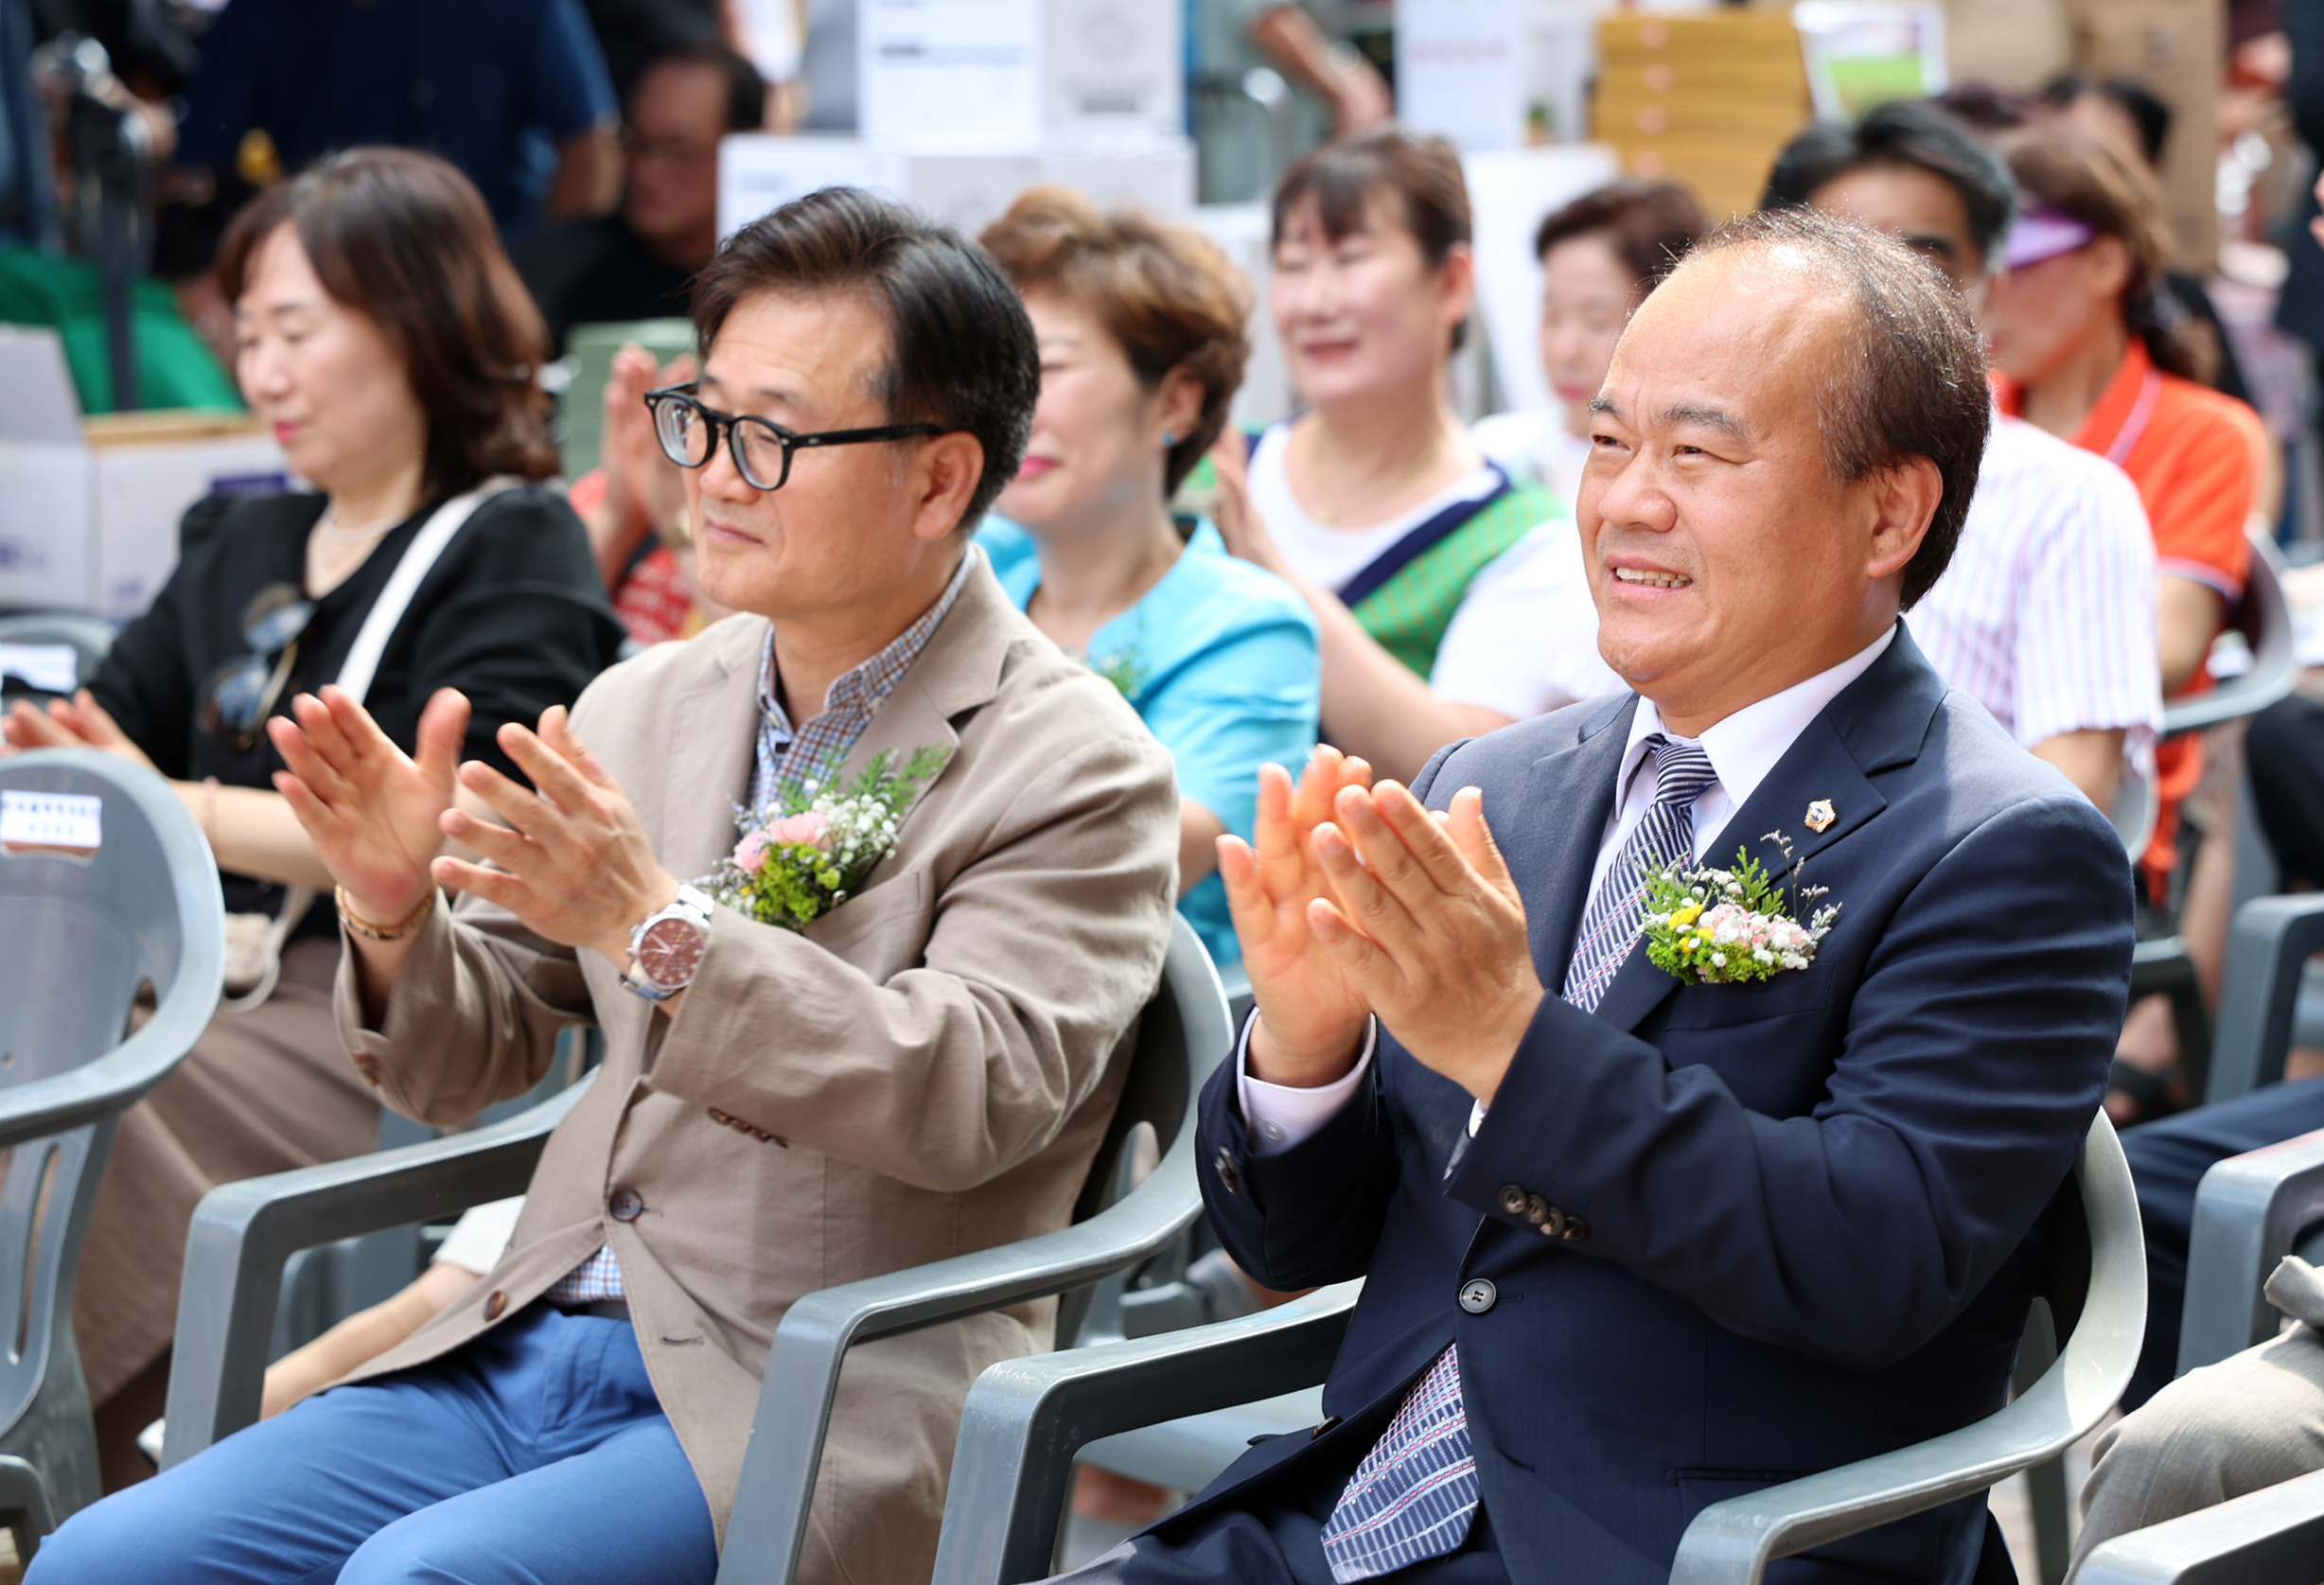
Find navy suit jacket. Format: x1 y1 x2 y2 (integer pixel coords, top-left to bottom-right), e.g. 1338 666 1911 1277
1186 628 2134 1583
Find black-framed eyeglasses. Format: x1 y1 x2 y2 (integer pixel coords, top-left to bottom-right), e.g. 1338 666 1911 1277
198 582 314 749
644 382 945 493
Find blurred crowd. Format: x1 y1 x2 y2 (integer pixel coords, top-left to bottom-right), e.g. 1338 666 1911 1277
0 0 2320 1577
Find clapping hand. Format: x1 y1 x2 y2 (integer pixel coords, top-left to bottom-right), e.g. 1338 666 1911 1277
3 690 157 769
1306 781 1542 1104
269 686 467 922
1217 747 1379 1085
429 706 678 967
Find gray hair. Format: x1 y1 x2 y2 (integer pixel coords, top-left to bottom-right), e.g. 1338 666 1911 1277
1679 207 1990 608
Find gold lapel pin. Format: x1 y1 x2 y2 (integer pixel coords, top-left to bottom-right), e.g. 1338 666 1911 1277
1805 799 1836 833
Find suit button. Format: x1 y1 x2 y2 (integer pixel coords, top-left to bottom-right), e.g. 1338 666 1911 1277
484 1290 508 1321
1213 1147 1240 1194
1539 1206 1569 1239
608 1188 644 1223
1562 1215 1590 1242
1497 1184 1527 1216
1458 1277 1497 1314
1523 1193 1550 1226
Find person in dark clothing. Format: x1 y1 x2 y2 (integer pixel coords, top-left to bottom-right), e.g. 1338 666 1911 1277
2037 72 2256 406
0 149 622 1486
173 0 619 240
513 41 762 353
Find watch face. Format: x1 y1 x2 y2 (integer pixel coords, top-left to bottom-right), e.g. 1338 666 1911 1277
638 916 708 990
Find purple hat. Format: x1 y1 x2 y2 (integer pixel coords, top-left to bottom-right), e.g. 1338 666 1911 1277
2003 205 2097 271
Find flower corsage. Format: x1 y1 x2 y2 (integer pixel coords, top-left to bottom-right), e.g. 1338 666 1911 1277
1640 831 1840 986
705 745 951 930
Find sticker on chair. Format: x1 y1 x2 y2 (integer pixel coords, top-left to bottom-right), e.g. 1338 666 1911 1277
0 790 101 860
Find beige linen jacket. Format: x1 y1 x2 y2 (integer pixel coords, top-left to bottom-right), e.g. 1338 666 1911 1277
330 560 1179 1583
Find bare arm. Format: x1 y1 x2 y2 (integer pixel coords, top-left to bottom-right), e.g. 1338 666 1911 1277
260 1259 477 1418
543 122 621 220
2030 727 2125 812
1246 5 1390 131
2158 576 2227 696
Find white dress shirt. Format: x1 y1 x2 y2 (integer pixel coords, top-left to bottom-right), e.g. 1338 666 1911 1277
1906 414 2160 776
1238 625 1898 1153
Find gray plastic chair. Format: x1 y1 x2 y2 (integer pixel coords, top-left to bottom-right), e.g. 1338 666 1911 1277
0 749 223 1555
0 613 116 707
2159 530 2297 739
2072 1467 2324 1583
158 914 1232 1585
2174 1127 2324 1376
159 1075 599 1468
928 1111 2145 1585
2206 895 2324 1106
2124 529 2301 1101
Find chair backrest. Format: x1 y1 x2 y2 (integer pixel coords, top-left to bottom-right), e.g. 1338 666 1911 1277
0 614 116 709
2177 1127 2324 1375
1053 915 1232 1348
0 750 220 1522
2162 527 2296 739
2207 894 2324 1106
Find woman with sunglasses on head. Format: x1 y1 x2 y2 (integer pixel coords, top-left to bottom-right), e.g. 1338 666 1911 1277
0 147 622 1479
1205 127 1601 784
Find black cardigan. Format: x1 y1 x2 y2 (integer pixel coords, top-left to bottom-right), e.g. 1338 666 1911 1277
94 483 625 918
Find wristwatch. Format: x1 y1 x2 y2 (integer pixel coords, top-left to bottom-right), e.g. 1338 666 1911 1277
620 884 716 1001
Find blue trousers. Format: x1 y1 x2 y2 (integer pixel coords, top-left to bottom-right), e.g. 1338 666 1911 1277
28 1304 718 1585
2120 1077 2324 1409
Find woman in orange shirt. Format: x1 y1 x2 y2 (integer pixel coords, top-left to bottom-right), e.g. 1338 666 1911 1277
1986 129 2269 1117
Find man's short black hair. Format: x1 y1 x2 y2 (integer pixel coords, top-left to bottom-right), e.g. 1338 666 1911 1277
692 186 1041 532
632 43 768 134
1685 208 1991 609
1760 99 2016 274
2039 74 2172 167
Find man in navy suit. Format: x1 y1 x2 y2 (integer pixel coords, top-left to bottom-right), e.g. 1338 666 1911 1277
1060 208 2136 1583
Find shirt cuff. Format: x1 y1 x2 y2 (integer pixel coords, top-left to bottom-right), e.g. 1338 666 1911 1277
1238 1016 1377 1154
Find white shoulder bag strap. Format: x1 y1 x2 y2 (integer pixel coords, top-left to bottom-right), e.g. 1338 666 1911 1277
225 477 515 1012
334 477 515 707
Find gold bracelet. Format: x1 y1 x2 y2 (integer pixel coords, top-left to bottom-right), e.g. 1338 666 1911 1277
335 886 436 942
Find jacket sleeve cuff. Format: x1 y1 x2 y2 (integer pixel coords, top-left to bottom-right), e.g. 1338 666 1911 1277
1237 1015 1377 1154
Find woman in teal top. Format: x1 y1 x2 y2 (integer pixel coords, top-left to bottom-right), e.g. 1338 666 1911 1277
978 188 1319 968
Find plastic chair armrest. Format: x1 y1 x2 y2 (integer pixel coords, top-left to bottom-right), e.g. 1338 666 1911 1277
158 1076 593 1469
1673 1113 2146 1585
2073 1469 2324 1585
713 1146 1208 1585
925 1282 1361 1585
2178 1128 2324 1375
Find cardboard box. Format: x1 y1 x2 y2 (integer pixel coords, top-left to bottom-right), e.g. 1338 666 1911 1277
0 326 289 621
1593 12 1813 222
717 134 1194 243
2062 0 2222 274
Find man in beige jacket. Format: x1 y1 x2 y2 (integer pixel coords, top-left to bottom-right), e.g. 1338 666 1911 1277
33 187 1180 1585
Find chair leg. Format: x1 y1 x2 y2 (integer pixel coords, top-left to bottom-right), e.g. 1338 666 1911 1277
2023 1454 2071 1585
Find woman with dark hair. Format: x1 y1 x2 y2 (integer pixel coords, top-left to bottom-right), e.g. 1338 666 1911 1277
1985 130 2266 911
1209 127 1600 782
977 187 1318 970
0 146 622 1475
1474 180 1708 515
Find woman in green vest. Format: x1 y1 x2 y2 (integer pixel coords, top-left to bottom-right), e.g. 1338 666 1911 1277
1208 126 1611 783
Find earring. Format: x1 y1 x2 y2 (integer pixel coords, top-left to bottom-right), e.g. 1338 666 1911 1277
1162 431 1178 449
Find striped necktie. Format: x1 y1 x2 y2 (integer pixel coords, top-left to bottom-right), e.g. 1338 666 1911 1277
1317 734 1718 1581
1560 735 1717 1013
